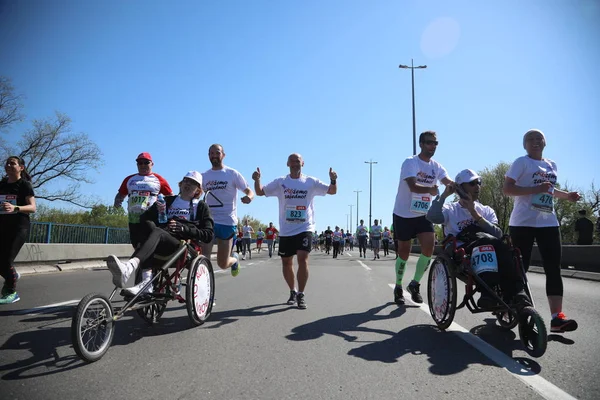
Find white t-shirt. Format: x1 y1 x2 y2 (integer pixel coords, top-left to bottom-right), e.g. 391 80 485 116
202 166 249 226
441 201 498 244
167 196 199 221
263 174 329 237
506 155 559 227
393 155 449 219
356 225 368 237
242 225 253 238
256 231 265 240
370 225 383 239
333 231 343 242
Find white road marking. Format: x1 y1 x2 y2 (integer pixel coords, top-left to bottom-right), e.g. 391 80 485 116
357 260 371 271
14 299 80 315
387 284 576 400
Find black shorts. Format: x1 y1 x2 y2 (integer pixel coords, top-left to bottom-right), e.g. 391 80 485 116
393 214 434 242
278 232 313 257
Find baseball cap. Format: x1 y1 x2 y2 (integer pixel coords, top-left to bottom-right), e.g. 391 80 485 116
183 170 202 186
136 152 153 161
455 169 481 185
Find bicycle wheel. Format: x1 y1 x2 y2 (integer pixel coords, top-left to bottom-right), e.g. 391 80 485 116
71 293 115 363
427 257 457 331
135 268 167 325
518 307 547 358
186 255 215 326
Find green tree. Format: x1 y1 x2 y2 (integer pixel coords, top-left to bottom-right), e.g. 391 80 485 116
477 162 514 234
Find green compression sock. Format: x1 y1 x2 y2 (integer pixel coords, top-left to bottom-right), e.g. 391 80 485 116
413 254 432 283
395 257 407 286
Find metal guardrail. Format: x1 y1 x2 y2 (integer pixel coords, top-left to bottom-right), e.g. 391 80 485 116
28 222 130 244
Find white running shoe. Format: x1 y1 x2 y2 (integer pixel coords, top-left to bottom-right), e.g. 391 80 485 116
106 255 133 288
121 270 153 296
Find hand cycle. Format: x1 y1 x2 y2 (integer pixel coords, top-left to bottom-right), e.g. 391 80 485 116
71 235 215 362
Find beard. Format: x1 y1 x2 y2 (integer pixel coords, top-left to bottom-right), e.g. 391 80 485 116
210 158 221 167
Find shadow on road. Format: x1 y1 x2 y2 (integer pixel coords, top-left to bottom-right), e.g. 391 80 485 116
207 303 293 329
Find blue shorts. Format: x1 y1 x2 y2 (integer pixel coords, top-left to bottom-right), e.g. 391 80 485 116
214 224 237 241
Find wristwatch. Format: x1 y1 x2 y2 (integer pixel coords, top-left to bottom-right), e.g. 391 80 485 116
14 206 20 213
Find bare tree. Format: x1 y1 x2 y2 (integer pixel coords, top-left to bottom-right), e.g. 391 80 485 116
0 76 24 132
13 112 103 208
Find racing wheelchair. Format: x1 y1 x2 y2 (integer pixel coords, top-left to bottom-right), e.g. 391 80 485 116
71 240 215 363
427 234 547 358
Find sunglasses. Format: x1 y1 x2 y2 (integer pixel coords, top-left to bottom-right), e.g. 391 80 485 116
422 140 438 146
467 179 482 186
136 160 151 165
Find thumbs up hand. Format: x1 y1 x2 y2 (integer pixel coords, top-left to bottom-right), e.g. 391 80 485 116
252 167 261 181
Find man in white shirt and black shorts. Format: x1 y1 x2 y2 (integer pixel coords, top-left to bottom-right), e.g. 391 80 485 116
392 131 453 305
202 144 254 277
253 153 337 309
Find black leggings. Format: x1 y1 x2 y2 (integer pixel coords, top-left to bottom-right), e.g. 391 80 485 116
509 226 562 297
358 236 367 254
133 221 181 268
0 223 30 291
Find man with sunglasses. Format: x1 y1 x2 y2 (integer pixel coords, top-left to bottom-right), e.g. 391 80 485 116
427 169 530 308
114 152 173 248
392 131 452 304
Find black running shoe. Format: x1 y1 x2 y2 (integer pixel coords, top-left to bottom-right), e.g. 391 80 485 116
394 285 405 305
406 281 423 304
297 293 307 309
287 290 297 305
551 312 578 333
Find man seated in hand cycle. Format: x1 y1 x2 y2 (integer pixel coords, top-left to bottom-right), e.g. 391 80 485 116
106 171 214 296
426 169 530 308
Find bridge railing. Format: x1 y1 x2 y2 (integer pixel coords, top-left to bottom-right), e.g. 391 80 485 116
28 222 130 244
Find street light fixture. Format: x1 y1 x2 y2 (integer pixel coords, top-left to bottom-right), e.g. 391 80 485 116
399 59 427 155
353 190 362 228
364 159 378 228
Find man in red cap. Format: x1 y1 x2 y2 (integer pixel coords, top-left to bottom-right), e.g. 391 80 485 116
114 152 173 248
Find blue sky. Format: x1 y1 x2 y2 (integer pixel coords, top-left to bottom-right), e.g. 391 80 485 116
1 0 599 231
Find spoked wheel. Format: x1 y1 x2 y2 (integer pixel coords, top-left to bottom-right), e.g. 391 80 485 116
71 293 115 363
518 307 548 358
186 255 215 326
135 268 167 324
427 257 457 331
496 310 519 330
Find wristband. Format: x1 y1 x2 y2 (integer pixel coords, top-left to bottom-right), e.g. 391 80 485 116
330 180 337 185
14 206 20 213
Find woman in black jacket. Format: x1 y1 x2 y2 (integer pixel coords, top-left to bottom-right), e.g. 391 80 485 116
107 171 213 296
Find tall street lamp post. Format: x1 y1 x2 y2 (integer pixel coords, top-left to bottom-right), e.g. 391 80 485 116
353 190 361 227
364 159 378 228
399 59 427 155
348 204 353 231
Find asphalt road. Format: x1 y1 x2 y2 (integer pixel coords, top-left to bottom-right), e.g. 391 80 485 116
1 249 599 400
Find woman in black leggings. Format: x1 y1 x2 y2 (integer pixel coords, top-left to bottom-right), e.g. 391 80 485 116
504 129 581 333
0 156 36 304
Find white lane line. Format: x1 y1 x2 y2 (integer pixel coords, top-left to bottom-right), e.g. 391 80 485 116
387 284 576 400
357 260 371 271
14 299 80 315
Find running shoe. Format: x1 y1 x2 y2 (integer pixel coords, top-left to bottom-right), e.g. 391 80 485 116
106 255 134 288
287 290 297 305
231 253 240 277
550 312 578 333
0 291 20 304
394 285 405 305
297 292 307 309
406 280 423 304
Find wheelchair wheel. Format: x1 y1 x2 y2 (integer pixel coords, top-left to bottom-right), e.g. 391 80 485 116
71 293 115 363
518 307 547 358
186 255 215 326
135 268 167 325
496 310 519 330
427 257 457 331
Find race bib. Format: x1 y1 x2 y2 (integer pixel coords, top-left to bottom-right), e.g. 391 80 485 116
285 205 306 224
470 245 498 275
410 194 431 215
0 194 17 214
531 187 554 213
128 191 151 223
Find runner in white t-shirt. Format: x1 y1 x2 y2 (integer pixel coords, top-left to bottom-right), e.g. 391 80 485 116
370 220 383 260
253 153 337 309
356 220 369 258
256 228 265 253
503 129 580 333
241 220 254 260
392 131 453 305
201 144 254 277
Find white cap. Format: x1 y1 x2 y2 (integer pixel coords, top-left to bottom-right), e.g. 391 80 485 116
455 169 481 185
183 170 202 186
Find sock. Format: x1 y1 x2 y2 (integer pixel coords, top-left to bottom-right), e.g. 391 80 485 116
551 312 559 319
413 254 432 283
395 258 406 286
298 291 303 295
